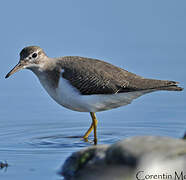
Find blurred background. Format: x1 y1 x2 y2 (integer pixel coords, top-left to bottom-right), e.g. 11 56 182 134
0 1 185 180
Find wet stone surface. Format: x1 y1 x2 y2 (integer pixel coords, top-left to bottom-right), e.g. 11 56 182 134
60 136 186 180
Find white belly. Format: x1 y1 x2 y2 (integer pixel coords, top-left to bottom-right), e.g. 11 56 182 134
38 75 151 112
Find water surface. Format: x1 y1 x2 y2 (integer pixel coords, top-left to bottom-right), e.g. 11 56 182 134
0 1 186 179
0 83 185 180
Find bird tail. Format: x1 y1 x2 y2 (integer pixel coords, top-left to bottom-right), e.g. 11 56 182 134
152 80 183 91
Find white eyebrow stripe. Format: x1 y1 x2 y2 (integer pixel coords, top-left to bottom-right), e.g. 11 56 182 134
32 49 40 55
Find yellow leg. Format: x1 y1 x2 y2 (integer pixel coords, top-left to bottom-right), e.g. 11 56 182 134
83 123 94 139
83 112 98 145
90 112 98 145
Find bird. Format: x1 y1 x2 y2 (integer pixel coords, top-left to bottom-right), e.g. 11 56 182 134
5 46 183 145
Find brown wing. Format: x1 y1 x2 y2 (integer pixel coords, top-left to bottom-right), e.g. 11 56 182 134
58 56 182 95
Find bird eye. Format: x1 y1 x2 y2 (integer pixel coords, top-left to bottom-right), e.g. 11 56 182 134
32 53 37 58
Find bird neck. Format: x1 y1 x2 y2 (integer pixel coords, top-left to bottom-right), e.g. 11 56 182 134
30 64 61 89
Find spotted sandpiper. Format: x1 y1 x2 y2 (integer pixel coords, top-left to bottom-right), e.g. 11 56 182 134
5 46 183 144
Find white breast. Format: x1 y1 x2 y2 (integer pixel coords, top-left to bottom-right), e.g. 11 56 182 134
38 74 151 112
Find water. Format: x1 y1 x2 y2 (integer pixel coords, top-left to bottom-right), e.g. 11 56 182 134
0 75 185 180
0 1 186 179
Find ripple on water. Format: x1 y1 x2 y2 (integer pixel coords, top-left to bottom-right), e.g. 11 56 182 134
28 134 92 148
0 120 183 155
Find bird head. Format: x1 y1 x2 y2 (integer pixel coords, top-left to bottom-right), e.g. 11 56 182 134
5 46 47 78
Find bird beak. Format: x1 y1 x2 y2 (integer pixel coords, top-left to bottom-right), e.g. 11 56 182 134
5 61 26 79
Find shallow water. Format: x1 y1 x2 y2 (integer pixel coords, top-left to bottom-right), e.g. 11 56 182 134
0 1 186 179
0 80 185 179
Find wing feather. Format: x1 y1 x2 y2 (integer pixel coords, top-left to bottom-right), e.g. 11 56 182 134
57 56 182 95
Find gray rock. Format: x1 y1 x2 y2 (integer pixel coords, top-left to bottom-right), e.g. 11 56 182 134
183 131 186 139
60 136 186 180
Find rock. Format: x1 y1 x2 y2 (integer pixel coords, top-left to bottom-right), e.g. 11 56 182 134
183 131 186 139
61 144 109 179
60 136 186 180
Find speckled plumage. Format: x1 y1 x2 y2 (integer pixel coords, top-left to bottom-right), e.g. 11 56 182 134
7 46 183 96
53 56 182 95
5 46 183 144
